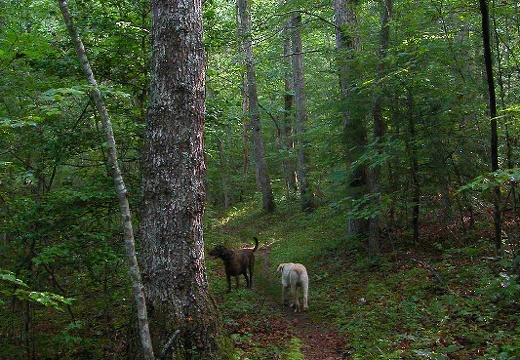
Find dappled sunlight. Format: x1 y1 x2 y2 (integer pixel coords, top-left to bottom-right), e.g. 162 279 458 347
211 205 252 227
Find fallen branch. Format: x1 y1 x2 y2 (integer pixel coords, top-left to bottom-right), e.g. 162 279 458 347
412 258 455 295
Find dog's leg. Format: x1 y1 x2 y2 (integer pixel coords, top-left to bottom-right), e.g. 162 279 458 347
249 261 254 288
303 282 308 311
226 274 232 293
291 286 300 312
235 276 240 289
243 272 250 288
281 285 286 306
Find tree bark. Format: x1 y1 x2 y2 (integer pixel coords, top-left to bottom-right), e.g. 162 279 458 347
281 8 297 194
290 14 314 212
334 0 368 234
369 0 392 256
479 0 501 251
406 89 420 244
237 0 275 213
57 1 154 359
217 136 233 208
334 0 359 107
141 0 223 358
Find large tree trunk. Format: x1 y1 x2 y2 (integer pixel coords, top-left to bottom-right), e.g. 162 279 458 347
479 0 501 251
237 0 275 213
141 0 223 358
368 0 392 256
290 14 314 212
334 0 368 234
57 1 154 359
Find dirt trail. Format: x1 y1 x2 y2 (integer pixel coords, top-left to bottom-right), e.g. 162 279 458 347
252 247 348 360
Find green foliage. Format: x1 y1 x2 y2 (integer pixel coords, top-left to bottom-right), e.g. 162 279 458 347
283 338 305 360
458 168 520 192
327 249 520 359
1 1 143 358
0 270 73 309
0 270 27 287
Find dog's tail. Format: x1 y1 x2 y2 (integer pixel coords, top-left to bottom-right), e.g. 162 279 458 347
252 237 259 252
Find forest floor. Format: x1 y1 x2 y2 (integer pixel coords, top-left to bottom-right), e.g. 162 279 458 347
207 203 520 360
254 246 348 360
211 244 349 360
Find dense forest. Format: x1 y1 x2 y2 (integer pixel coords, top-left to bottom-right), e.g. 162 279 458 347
1 0 519 359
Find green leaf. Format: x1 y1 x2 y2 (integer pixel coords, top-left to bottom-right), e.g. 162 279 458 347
0 270 29 288
458 168 520 193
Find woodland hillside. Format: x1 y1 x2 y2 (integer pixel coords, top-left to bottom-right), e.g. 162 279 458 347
1 0 519 359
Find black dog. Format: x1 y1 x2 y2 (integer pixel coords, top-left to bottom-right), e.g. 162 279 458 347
209 237 259 292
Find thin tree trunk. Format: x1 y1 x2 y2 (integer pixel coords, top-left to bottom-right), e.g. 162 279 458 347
479 0 501 251
217 137 232 208
140 0 224 358
282 9 297 194
369 0 392 256
334 0 368 234
334 0 359 108
24 292 32 359
242 75 250 181
57 2 154 359
291 14 313 213
237 0 275 212
406 89 420 244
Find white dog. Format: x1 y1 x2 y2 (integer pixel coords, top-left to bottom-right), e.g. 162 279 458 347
277 262 309 312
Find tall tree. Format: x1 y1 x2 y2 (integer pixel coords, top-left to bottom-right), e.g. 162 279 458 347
140 0 224 358
334 0 368 235
479 0 501 251
290 13 314 212
368 0 392 255
237 0 275 213
334 0 358 106
57 1 154 358
406 87 420 244
281 4 297 195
